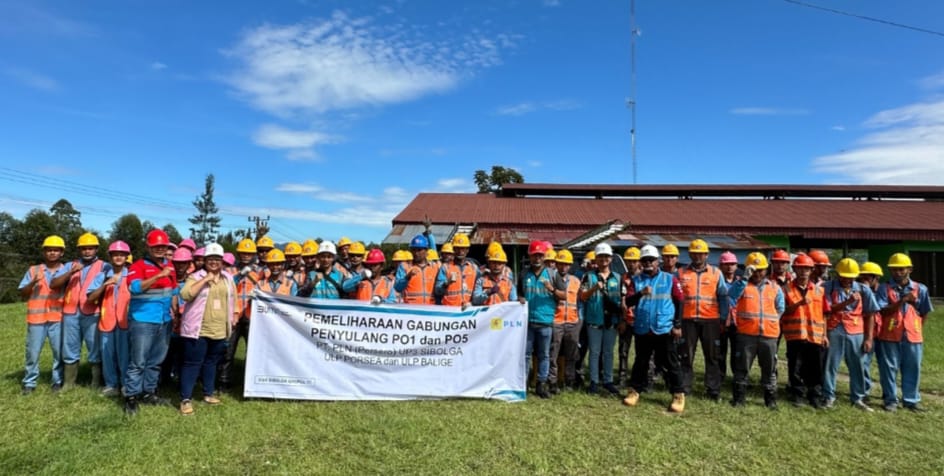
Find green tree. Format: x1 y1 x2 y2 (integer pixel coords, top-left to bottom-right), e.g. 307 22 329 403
11 209 57 261
474 165 524 193
188 174 221 246
109 214 146 260
162 223 183 245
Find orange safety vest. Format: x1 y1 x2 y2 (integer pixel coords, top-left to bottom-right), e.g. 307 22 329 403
403 263 438 305
827 286 864 334
554 274 581 324
355 277 393 302
735 280 781 338
258 278 294 296
235 270 261 319
876 285 923 343
781 282 825 344
678 265 722 319
26 264 65 324
98 272 131 332
441 262 477 306
478 275 514 305
63 260 105 315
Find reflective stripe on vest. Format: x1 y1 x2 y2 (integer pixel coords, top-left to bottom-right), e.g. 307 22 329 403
404 264 437 305
99 273 131 332
235 271 259 319
554 275 580 324
259 278 293 296
26 264 64 324
442 262 477 306
63 260 105 315
735 281 781 338
827 285 864 334
679 265 721 319
781 283 825 344
876 284 923 343
355 276 392 302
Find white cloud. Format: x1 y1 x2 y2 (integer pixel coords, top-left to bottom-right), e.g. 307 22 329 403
276 183 323 193
150 62 167 71
527 160 542 168
225 204 397 227
276 182 373 204
496 99 583 116
831 125 846 131
813 99 944 184
729 107 810 116
917 71 944 90
3 67 59 92
433 178 476 193
224 11 511 117
252 124 338 159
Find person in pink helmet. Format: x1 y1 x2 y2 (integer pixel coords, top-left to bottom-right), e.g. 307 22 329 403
87 241 133 397
192 247 206 273
718 251 740 381
178 239 197 253
162 247 193 386
222 252 237 276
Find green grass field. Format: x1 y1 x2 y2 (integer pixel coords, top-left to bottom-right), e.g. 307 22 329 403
2 302 943 474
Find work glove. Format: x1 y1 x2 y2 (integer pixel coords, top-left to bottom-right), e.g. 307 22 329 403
370 296 382 305
361 269 372 280
285 270 294 279
744 265 756 277
240 266 252 276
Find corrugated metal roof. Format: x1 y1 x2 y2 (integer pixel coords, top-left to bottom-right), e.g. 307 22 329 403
392 193 944 241
500 183 944 200
382 224 456 246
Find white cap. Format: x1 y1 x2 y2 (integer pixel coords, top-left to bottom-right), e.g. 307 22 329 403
640 244 660 259
204 243 224 257
594 243 613 256
318 240 337 255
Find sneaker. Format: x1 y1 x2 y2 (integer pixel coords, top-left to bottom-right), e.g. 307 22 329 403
789 394 805 407
203 395 222 405
823 397 836 409
603 383 621 396
180 399 194 416
622 390 640 407
50 383 62 394
141 393 170 406
882 402 898 413
21 386 35 396
669 393 686 413
904 404 927 413
586 382 599 395
707 393 721 403
853 400 874 412
124 397 139 416
101 387 119 398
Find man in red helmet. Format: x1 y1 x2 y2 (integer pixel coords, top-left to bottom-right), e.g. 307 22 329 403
769 249 794 286
809 250 832 286
123 229 177 415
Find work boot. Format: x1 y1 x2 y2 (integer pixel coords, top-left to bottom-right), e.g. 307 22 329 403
764 390 778 410
535 382 550 399
731 385 746 408
548 382 561 395
622 389 640 407
603 383 621 396
124 396 139 416
669 393 685 413
63 363 78 390
90 364 103 389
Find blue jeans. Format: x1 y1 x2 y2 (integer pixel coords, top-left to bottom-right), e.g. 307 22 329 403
62 312 101 364
526 324 553 383
823 326 866 403
180 337 227 400
24 322 63 388
100 328 129 390
124 320 171 397
587 325 617 384
875 339 923 406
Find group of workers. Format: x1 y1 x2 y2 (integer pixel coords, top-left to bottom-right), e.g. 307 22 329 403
18 228 932 415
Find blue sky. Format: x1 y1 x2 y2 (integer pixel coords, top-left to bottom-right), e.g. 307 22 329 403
1 0 943 243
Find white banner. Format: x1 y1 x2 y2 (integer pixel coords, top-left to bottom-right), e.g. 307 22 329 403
244 291 528 402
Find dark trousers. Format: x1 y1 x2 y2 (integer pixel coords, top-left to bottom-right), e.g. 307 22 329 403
160 334 183 386
678 319 722 396
575 321 589 380
719 326 737 380
617 324 634 383
219 318 250 386
733 334 778 393
180 336 227 400
785 340 825 400
630 332 683 394
549 322 582 385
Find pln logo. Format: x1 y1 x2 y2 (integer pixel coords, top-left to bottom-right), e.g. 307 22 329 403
490 318 503 330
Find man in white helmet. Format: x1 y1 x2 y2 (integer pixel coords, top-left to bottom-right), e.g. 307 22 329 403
297 241 364 299
622 245 687 413
578 243 624 396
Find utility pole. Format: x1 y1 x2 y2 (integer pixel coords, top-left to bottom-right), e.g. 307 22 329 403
248 215 270 241
627 0 640 185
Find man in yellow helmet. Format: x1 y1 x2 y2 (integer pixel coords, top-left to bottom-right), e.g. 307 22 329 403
661 244 680 274
617 246 642 386
18 236 70 394
255 235 275 266
857 261 883 397
874 253 933 412
220 238 262 391
50 232 108 390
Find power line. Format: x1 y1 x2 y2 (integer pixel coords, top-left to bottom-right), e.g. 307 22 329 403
784 0 944 38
